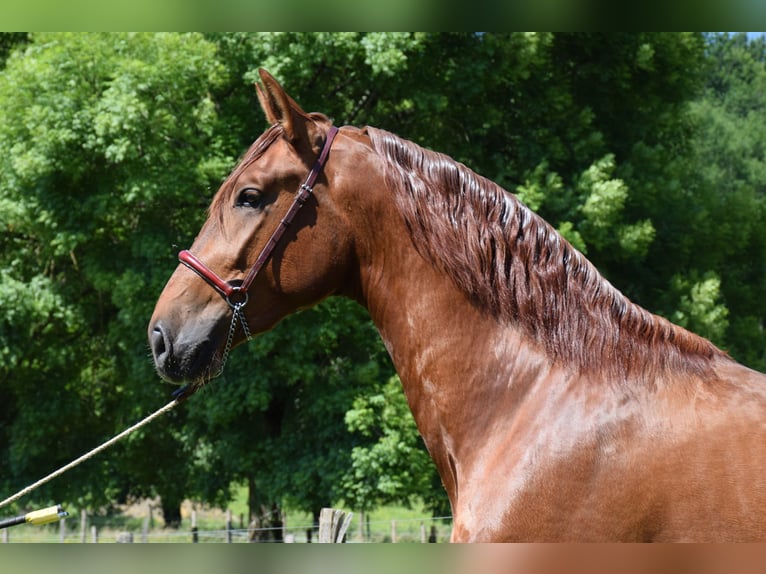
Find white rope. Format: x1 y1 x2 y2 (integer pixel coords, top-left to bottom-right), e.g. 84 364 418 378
0 397 181 510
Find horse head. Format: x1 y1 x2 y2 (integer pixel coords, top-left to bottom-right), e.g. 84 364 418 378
148 70 358 385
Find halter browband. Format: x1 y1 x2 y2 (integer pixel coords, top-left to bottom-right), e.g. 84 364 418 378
178 125 339 309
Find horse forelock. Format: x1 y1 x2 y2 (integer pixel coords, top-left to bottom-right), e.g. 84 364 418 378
366 127 725 380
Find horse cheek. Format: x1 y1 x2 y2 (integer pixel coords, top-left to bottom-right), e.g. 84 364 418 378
288 231 351 305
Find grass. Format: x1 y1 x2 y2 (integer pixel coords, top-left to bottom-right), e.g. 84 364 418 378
1 484 452 543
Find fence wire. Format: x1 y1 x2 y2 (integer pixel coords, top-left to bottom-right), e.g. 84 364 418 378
0 515 454 543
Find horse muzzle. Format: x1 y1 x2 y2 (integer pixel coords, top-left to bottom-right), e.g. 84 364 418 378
149 319 223 384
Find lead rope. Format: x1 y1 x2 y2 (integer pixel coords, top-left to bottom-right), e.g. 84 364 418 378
0 398 181 510
0 304 254 510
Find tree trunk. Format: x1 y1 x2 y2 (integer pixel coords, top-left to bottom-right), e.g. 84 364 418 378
247 477 283 542
160 498 182 529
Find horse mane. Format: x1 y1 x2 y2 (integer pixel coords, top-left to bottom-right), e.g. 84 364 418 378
366 126 727 381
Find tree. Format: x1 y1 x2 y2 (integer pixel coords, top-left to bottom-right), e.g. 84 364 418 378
0 32 229 521
680 33 766 369
342 375 450 515
0 31 426 524
0 33 27 68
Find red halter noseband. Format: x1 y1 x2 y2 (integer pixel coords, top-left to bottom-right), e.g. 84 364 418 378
178 125 339 310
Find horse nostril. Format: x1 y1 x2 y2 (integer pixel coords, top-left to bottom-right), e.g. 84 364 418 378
151 324 168 361
149 321 189 383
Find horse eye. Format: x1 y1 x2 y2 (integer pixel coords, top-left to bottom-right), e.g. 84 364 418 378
236 188 264 209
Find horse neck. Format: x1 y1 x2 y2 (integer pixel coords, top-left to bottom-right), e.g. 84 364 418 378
349 191 558 498
342 149 736 521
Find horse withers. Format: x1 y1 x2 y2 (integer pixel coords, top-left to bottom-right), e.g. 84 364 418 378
149 69 766 541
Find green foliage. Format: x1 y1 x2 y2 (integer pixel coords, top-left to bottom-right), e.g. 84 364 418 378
0 33 27 68
577 154 655 257
681 33 766 367
181 298 394 519
515 161 562 213
342 375 447 513
670 272 730 344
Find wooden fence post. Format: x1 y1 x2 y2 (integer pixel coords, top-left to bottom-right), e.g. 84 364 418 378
59 517 66 543
80 509 87 543
391 519 397 543
226 509 232 543
191 510 198 543
318 508 352 543
91 525 98 543
116 532 133 543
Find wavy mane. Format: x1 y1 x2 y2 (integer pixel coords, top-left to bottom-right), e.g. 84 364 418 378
366 127 727 380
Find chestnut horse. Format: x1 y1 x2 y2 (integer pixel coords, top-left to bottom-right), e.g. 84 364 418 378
149 69 766 541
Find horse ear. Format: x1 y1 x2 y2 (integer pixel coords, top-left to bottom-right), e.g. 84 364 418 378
255 68 308 144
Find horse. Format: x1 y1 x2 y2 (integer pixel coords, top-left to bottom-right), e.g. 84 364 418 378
149 69 766 542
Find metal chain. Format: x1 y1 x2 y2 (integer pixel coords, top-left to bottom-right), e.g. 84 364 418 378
215 302 252 378
238 303 252 341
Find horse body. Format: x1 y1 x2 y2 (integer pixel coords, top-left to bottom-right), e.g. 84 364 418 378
149 70 766 541
357 192 766 540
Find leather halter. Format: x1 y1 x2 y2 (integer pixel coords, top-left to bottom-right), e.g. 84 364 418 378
178 125 339 309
